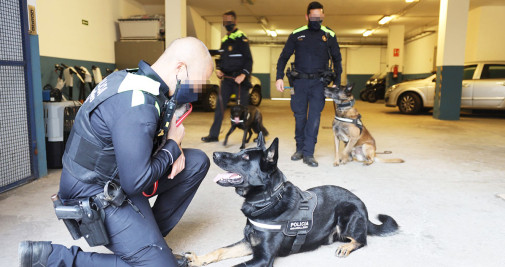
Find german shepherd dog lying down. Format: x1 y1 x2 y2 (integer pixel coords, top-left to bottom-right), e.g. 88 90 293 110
324 85 404 166
223 105 269 149
184 133 399 267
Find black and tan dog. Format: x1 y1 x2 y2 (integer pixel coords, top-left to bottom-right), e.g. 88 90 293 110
324 85 404 166
223 105 269 149
184 133 399 267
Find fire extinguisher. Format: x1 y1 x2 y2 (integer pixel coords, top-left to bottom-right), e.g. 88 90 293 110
392 65 399 79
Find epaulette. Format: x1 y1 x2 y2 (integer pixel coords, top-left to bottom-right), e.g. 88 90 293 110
222 30 248 42
292 25 308 34
321 26 335 37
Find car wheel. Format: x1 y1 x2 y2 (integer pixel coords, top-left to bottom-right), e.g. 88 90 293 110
398 92 422 114
367 90 378 103
249 86 262 106
203 87 218 112
359 89 369 101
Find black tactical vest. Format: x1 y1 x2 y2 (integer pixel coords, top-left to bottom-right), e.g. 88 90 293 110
62 70 165 185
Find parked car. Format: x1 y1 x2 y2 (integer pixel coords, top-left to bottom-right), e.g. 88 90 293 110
359 71 386 102
384 61 505 114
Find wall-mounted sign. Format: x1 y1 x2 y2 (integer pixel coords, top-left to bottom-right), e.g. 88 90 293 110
393 48 400 57
28 5 37 35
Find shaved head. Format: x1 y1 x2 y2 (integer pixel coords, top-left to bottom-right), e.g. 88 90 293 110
152 37 214 96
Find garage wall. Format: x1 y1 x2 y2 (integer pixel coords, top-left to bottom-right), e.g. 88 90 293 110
37 0 145 95
465 6 505 62
404 32 437 80
346 46 386 97
250 45 274 98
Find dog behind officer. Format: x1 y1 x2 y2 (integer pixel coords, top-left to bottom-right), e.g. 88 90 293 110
18 37 213 267
202 10 253 143
276 1 342 167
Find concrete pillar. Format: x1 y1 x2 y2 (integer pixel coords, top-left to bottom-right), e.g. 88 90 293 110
386 25 405 89
465 6 505 62
433 0 469 120
164 0 186 47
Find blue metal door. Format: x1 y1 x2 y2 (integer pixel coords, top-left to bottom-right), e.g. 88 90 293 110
0 0 38 192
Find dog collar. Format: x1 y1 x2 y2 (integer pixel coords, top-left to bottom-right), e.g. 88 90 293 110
248 182 286 217
336 99 355 110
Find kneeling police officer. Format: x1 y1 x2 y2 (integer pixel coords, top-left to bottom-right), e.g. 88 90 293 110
19 37 214 267
276 1 342 167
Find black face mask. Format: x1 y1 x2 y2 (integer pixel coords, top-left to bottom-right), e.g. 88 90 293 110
225 23 235 32
308 20 322 31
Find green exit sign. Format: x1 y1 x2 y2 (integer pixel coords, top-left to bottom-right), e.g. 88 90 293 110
82 19 88 25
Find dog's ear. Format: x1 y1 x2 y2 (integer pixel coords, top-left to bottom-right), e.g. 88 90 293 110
257 131 266 150
265 138 279 163
346 82 355 93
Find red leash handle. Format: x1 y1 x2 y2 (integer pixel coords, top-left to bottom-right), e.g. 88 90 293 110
142 181 158 197
176 103 192 127
143 104 193 197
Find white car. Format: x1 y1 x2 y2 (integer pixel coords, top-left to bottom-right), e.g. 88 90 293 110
385 62 505 114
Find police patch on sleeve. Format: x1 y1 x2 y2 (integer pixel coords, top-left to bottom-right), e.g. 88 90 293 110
322 35 327 42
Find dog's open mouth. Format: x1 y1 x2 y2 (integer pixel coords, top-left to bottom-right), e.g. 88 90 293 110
214 172 243 185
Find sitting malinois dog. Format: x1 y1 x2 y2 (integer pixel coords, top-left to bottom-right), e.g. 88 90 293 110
324 85 404 166
223 105 269 149
184 133 399 267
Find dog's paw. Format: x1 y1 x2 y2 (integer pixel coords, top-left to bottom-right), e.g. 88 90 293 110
184 252 203 266
333 161 340 167
240 145 245 149
335 244 354 258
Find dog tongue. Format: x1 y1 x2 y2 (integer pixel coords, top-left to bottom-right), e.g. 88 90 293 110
234 117 240 124
213 172 239 183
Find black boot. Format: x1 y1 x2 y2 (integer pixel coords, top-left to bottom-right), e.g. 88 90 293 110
19 241 53 267
303 156 319 167
201 135 219 142
291 151 303 161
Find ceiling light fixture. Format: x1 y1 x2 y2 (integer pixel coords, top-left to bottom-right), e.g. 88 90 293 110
378 15 396 25
266 29 277 37
363 29 374 37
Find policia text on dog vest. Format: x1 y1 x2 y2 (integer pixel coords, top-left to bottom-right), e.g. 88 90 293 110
248 189 318 254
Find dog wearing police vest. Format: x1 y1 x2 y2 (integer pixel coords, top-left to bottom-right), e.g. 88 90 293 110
223 105 269 149
184 133 399 266
324 85 404 166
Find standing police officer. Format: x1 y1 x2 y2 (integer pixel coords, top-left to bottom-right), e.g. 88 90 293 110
19 38 213 267
276 1 342 167
202 10 253 143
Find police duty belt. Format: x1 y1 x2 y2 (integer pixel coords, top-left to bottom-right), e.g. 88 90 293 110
247 189 318 254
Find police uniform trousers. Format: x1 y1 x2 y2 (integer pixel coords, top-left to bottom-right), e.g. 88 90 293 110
48 149 209 267
291 78 326 157
209 77 250 137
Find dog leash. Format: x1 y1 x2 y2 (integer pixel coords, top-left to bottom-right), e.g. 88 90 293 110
142 104 193 198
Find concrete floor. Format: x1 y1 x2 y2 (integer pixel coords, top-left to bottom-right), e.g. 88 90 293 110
1 99 505 266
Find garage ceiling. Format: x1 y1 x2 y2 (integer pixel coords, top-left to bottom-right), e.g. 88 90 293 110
137 0 505 42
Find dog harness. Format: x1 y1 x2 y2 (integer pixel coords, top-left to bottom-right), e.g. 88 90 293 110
333 98 363 134
334 114 363 134
247 187 318 254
